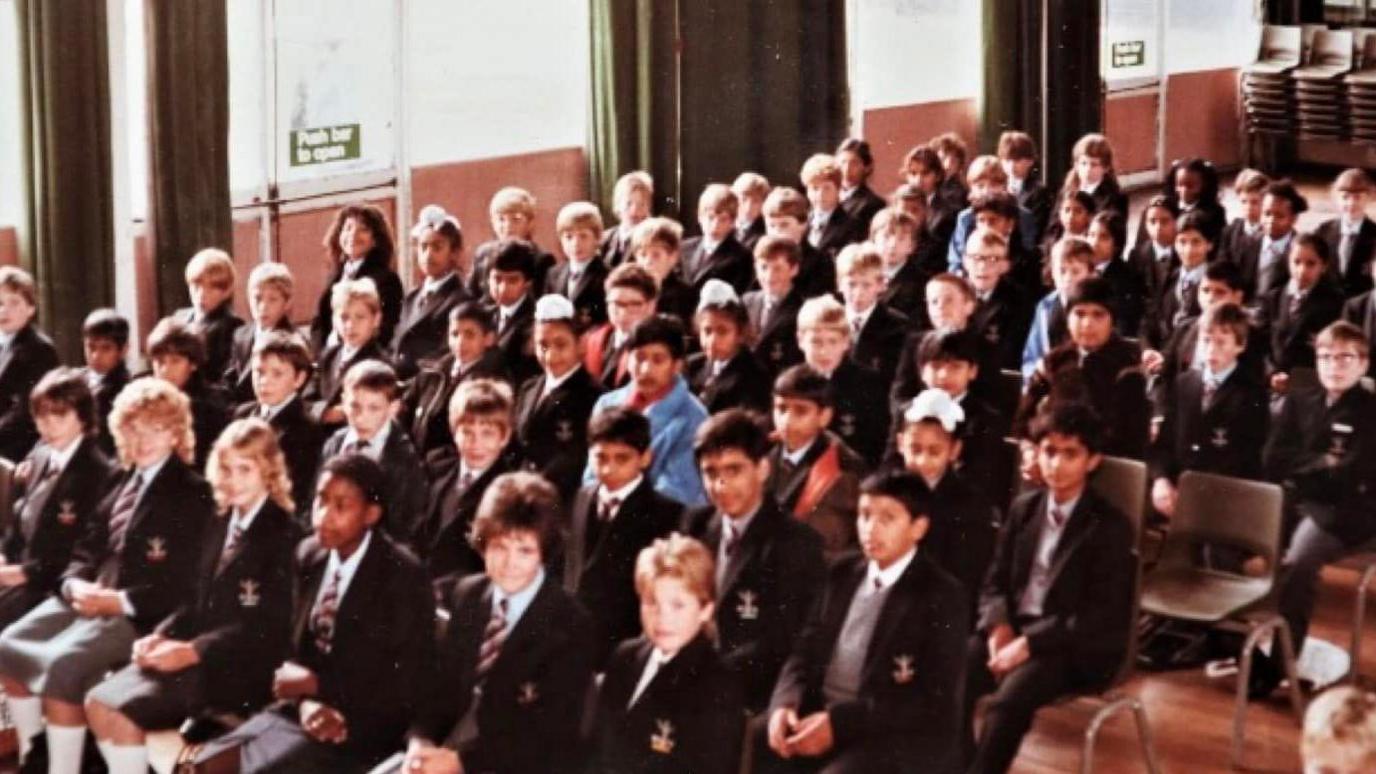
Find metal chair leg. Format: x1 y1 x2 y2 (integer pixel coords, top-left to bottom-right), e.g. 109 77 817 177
1273 618 1306 722
1350 561 1376 685
1079 695 1162 774
1129 698 1165 774
1233 618 1307 769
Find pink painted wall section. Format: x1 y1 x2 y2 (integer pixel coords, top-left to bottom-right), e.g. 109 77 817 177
861 99 979 200
1105 90 1160 175
0 227 16 266
1165 68 1242 169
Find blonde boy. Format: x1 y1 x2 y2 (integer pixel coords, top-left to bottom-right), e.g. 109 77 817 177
551 201 608 330
799 153 858 258
836 242 909 382
305 278 387 427
796 295 888 465
177 248 244 379
602 171 653 267
731 172 770 250
682 184 753 294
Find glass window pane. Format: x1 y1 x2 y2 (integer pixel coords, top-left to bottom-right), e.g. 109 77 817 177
0 0 22 227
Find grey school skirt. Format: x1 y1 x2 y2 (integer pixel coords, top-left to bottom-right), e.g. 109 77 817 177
0 597 137 703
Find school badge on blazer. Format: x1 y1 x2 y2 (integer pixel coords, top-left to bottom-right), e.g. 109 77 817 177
892 654 915 685
1210 427 1229 449
838 414 857 437
1330 423 1353 457
517 681 539 706
145 537 168 562
650 719 676 754
555 419 574 443
735 590 759 621
56 500 77 526
238 579 260 608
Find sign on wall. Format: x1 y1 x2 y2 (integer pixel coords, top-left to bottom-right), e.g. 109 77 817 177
289 124 363 166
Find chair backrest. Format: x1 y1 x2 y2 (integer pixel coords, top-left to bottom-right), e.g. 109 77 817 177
1355 29 1376 69
1260 25 1302 64
1303 24 1327 64
996 369 1023 430
1166 471 1286 574
1088 456 1148 686
1312 29 1355 69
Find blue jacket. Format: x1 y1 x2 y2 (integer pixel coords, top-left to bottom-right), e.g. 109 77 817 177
946 206 1040 273
1021 290 1063 380
584 376 709 507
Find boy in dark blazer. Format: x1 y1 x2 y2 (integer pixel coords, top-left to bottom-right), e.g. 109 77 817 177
581 263 660 392
0 378 212 769
764 472 969 774
1341 265 1376 376
801 153 864 260
962 231 1034 373
392 208 470 380
598 171 653 270
566 408 682 666
318 361 428 547
733 171 770 253
303 278 391 431
963 403 1135 774
513 295 604 502
681 184 756 296
79 309 132 456
797 296 890 468
175 248 245 381
839 244 911 386
1218 169 1267 269
683 409 826 713
743 236 806 380
1257 234 1345 396
482 239 541 385
686 281 773 415
224 262 299 403
762 187 838 300
397 472 595 774
417 379 519 603
548 201 610 334
400 302 509 460
872 207 930 323
1315 168 1376 299
0 267 60 464
233 332 323 524
0 369 116 629
189 454 433 773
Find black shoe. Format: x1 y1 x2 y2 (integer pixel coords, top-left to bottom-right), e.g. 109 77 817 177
1246 649 1282 701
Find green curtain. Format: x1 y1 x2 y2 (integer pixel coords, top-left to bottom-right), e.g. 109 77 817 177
587 0 681 219
979 0 1042 161
1040 0 1102 185
15 0 115 360
144 0 232 316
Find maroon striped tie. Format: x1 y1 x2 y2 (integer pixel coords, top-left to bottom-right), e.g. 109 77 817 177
107 472 143 554
475 597 508 681
311 569 342 654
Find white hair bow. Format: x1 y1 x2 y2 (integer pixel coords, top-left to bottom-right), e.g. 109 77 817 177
904 388 965 432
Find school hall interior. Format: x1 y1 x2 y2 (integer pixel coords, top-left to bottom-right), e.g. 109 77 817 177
2 0 1376 772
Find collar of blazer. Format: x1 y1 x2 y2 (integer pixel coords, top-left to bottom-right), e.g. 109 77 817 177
818 554 930 682
713 499 783 595
625 633 715 711
293 531 391 650
1012 489 1103 598
567 479 654 583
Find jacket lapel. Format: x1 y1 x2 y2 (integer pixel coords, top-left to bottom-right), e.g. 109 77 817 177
862 557 922 679
719 504 775 596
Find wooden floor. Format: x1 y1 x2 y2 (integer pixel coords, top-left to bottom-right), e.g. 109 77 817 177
1010 563 1376 774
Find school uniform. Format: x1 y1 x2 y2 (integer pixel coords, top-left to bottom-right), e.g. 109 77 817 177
303 337 389 426
223 320 299 404
1265 383 1376 659
177 302 246 383
546 257 610 333
950 393 1013 495
418 455 517 603
1142 262 1206 350
684 498 826 712
1151 316 1268 414
685 349 772 416
234 395 323 524
1257 278 1345 376
743 290 805 380
192 530 434 773
514 366 604 502
1013 174 1054 242
1098 258 1148 338
591 633 745 774
310 254 405 354
1176 199 1228 247
487 295 540 386
0 437 116 627
1152 365 1268 485
583 376 710 508
405 573 595 774
401 349 511 459
1019 336 1150 460
970 278 1036 373
736 217 766 253
681 234 755 296
183 374 232 472
849 302 911 386
889 329 1002 420
879 258 927 324
808 208 862 260
86 499 296 727
922 471 999 608
0 454 213 704
655 272 697 328
564 478 682 666
1316 216 1376 299
824 359 890 469
468 240 558 301
926 188 965 249
766 433 866 556
582 323 633 392
1219 218 1262 266
1341 290 1376 377
83 362 130 456
391 273 469 380
320 421 429 547
840 184 887 238
1243 230 1296 302
600 226 636 270
795 242 839 300
963 487 1135 774
0 323 60 463
945 207 1041 275
764 551 969 774
1126 240 1179 311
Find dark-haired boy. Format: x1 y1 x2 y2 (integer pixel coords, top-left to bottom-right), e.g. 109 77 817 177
762 187 837 299
765 471 968 773
910 330 1008 489
79 308 131 455
392 225 470 381
796 296 890 468
565 407 681 666
583 315 710 507
0 267 60 463
398 472 595 774
1316 168 1376 299
401 302 510 461
483 239 540 385
768 365 866 556
743 235 806 379
233 332 323 522
963 404 1135 774
514 295 604 502
581 263 659 392
684 408 825 713
319 361 428 546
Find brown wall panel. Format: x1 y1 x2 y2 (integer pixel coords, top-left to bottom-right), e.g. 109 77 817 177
1105 91 1160 175
0 227 16 266
862 99 979 202
1165 68 1242 169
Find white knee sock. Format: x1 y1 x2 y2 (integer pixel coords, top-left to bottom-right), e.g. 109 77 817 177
7 695 43 759
101 742 148 774
45 724 87 774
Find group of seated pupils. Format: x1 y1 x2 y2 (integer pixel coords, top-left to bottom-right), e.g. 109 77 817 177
0 127 1374 774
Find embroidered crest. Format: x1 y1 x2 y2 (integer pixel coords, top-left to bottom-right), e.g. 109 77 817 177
1210 427 1229 448
838 413 857 437
650 719 676 754
56 500 78 526
892 654 915 685
555 419 574 443
1330 422 1353 457
736 590 759 621
238 579 260 607
517 681 538 705
770 342 784 363
145 537 168 562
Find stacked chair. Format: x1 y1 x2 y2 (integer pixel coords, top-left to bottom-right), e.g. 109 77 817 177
1242 26 1303 136
1346 33 1376 142
1292 29 1354 139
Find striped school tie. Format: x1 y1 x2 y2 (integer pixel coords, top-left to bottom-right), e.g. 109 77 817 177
311 569 343 654
216 521 245 575
475 597 509 681
107 472 143 553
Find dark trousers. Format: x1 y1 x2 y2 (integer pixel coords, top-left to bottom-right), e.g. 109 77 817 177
961 636 1078 774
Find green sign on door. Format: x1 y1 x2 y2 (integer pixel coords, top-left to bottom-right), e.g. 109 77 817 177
1111 41 1146 69
290 124 362 166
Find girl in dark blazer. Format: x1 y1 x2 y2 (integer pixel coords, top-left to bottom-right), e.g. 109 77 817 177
685 281 772 415
591 534 744 774
310 204 404 354
85 418 297 773
392 206 471 380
